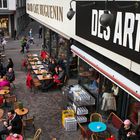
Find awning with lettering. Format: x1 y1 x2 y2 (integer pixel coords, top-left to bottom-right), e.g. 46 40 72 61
29 15 70 40
71 45 140 101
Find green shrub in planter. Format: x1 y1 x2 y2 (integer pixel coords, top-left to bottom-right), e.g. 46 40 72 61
42 72 47 77
18 102 23 110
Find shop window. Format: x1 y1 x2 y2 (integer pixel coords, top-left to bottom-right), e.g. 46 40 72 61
0 0 7 8
0 0 2 8
78 58 120 116
0 17 9 36
79 59 98 88
3 0 7 8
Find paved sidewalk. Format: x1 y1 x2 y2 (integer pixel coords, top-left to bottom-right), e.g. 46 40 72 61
2 21 80 140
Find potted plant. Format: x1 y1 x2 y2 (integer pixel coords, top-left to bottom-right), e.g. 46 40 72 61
33 58 37 65
18 101 24 111
42 72 47 78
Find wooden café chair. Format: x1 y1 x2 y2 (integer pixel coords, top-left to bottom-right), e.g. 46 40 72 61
78 122 92 140
1 86 10 90
0 108 4 119
31 78 41 93
91 133 98 140
26 128 42 140
22 116 36 137
90 113 103 122
5 95 17 108
104 112 123 139
56 75 67 89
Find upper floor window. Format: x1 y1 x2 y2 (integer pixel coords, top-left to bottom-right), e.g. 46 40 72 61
0 0 7 8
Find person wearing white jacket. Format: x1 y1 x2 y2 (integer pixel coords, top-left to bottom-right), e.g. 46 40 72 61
1 38 7 51
101 87 116 112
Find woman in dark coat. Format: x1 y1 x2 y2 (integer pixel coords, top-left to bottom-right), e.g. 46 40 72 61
6 58 14 71
0 61 4 77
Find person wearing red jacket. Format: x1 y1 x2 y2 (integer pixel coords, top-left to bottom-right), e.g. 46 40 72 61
26 73 32 89
40 50 48 60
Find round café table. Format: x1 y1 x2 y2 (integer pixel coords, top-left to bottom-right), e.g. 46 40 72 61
0 108 4 119
6 134 23 140
0 89 10 95
15 108 29 118
88 122 107 132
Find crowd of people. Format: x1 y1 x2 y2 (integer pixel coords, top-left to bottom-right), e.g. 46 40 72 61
26 49 67 92
20 26 42 54
0 58 15 104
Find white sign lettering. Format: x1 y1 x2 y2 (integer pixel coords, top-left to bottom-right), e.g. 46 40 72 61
135 14 140 52
123 12 134 49
113 12 122 45
91 10 110 41
91 9 140 52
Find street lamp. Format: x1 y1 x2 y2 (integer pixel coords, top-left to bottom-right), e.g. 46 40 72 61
67 0 76 20
100 0 139 28
100 0 114 28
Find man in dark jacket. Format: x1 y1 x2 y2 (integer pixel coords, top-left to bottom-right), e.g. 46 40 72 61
0 110 22 140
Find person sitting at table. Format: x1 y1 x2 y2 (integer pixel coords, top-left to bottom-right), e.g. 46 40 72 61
0 76 10 89
48 59 57 75
118 119 136 140
41 66 65 91
5 68 15 83
0 110 22 140
57 54 67 70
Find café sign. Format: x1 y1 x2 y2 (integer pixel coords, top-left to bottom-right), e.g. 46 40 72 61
76 1 140 64
27 3 63 22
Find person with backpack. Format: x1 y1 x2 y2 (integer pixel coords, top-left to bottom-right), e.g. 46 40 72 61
20 36 27 53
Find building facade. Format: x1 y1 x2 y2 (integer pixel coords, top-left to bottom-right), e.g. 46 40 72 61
26 0 140 123
0 0 30 38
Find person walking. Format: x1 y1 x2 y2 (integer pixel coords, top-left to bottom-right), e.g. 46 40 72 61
14 29 17 40
39 26 42 38
28 28 32 39
28 29 34 44
20 36 27 53
1 38 7 51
